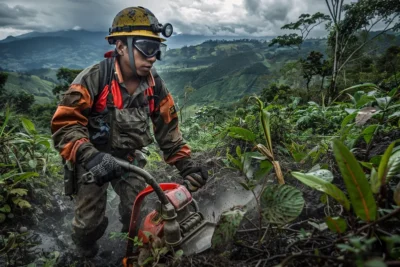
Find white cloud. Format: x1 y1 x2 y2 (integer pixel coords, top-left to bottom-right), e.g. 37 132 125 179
0 0 353 39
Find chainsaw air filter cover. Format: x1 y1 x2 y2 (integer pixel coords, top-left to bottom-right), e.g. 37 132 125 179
164 185 192 211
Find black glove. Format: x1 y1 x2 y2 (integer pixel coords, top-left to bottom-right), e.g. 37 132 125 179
84 152 122 186
175 159 208 192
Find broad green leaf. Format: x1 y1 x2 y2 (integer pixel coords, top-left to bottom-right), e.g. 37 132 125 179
260 184 304 225
333 139 377 222
12 198 32 209
369 168 380 194
360 161 374 170
261 108 272 153
13 172 39 183
362 125 378 145
0 213 5 223
291 171 350 210
10 188 28 196
376 97 391 109
356 95 375 108
307 169 334 183
38 139 52 149
370 155 382 166
388 103 400 111
344 108 357 115
0 205 11 213
243 152 255 179
21 118 36 135
254 160 273 180
340 83 379 95
378 140 400 186
320 194 328 204
226 127 256 142
28 159 37 169
0 172 39 183
394 182 400 206
226 154 242 171
239 182 255 191
389 111 400 119
211 207 246 251
389 88 399 97
236 146 242 157
325 217 347 233
387 150 400 183
341 113 357 129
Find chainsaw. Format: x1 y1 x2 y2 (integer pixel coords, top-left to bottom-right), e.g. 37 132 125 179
82 158 215 266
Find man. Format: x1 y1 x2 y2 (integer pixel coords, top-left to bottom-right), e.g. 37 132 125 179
51 6 208 258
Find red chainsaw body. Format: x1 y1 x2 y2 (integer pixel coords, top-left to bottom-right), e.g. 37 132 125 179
136 184 193 244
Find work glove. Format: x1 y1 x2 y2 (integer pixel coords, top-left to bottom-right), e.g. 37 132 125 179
175 159 208 192
84 152 122 186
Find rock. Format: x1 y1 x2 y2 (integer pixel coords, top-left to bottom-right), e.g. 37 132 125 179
19 226 28 233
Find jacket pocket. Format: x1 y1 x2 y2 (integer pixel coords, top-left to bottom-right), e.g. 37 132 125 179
111 107 153 150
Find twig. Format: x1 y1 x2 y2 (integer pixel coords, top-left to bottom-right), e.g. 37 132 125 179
280 254 350 267
235 242 264 253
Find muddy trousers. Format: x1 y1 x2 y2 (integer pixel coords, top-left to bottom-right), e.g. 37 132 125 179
71 164 145 246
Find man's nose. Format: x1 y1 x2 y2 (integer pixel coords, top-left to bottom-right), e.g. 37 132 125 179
147 56 156 63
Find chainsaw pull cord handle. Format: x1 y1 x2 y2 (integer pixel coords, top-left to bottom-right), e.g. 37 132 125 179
114 158 170 205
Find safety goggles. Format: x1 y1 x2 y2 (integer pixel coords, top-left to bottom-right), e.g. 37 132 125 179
133 39 167 60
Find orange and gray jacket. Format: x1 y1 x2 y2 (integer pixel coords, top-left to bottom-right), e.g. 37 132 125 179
51 53 191 166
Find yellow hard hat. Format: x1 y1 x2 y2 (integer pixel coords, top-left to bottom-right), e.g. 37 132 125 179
105 7 173 43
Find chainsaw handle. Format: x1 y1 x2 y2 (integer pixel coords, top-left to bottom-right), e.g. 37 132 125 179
81 158 169 205
114 158 170 205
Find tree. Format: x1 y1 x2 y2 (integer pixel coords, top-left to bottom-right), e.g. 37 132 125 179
179 83 196 122
326 0 400 98
270 0 400 100
0 72 8 97
300 51 331 98
269 13 331 49
11 91 35 113
52 67 82 97
377 46 400 83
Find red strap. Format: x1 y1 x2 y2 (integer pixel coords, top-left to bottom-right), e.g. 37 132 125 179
94 81 123 112
144 87 155 114
104 50 114 58
111 80 123 109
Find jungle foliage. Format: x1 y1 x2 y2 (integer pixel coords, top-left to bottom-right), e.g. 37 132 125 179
1 0 400 266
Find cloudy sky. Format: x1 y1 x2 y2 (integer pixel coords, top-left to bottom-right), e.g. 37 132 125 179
0 0 344 40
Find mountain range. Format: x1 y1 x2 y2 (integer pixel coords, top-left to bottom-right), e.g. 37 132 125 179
0 29 274 71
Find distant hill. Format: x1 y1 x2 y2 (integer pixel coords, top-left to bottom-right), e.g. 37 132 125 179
4 72 56 104
158 39 326 104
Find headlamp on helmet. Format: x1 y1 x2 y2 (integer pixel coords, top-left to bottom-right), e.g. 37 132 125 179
151 23 173 38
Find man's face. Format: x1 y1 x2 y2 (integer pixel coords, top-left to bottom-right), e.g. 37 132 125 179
132 47 156 77
117 38 159 77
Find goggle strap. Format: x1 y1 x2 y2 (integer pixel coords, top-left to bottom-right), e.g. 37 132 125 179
127 37 137 75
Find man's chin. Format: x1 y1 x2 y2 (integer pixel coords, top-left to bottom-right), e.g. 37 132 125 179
137 69 151 77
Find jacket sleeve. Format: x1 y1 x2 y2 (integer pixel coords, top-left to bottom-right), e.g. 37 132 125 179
51 83 98 164
151 78 191 165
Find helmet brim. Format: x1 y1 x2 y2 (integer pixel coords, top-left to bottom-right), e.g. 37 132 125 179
106 30 166 42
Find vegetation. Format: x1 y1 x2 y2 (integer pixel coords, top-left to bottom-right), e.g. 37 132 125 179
0 0 400 266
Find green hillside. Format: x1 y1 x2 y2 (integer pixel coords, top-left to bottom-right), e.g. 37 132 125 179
157 39 325 105
4 72 56 104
